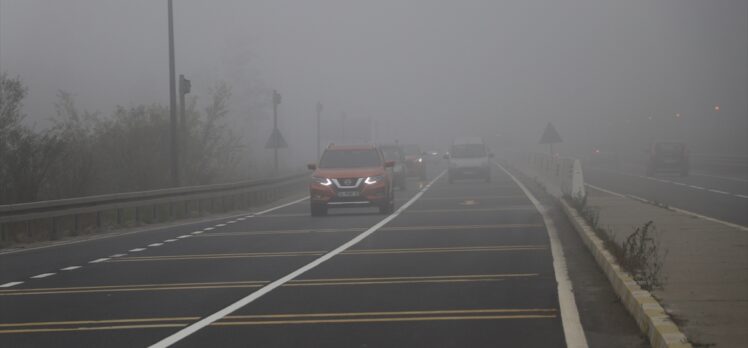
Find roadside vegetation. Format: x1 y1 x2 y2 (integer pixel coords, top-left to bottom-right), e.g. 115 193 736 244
569 193 667 291
0 73 243 205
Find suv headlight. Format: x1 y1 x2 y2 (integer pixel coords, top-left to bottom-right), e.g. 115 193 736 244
312 176 332 186
364 175 384 185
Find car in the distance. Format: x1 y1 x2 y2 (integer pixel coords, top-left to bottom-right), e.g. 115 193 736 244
402 144 426 179
586 147 620 169
646 141 689 176
445 137 493 183
308 144 395 216
378 144 407 190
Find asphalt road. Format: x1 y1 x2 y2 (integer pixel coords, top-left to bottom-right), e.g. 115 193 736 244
583 162 748 227
0 164 646 348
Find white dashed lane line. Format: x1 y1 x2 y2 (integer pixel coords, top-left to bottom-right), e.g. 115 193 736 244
708 189 730 195
737 194 748 199
0 282 24 288
689 185 705 190
8 197 309 293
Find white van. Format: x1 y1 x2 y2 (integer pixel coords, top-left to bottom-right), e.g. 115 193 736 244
445 137 493 183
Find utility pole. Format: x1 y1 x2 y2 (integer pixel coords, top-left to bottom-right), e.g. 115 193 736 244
167 0 179 186
179 74 191 164
272 90 282 174
316 102 323 160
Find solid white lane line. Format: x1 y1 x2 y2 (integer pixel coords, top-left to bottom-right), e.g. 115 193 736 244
708 189 729 195
0 282 23 288
497 163 588 348
31 273 55 279
148 243 164 247
176 235 192 239
148 171 446 348
130 248 146 252
89 258 110 264
588 183 748 231
689 185 705 190
60 266 81 271
164 239 178 243
736 194 748 199
110 254 127 258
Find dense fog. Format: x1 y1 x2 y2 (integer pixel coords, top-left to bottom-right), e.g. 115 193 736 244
1 0 746 201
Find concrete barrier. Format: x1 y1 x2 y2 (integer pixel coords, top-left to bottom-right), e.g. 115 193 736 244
512 152 585 199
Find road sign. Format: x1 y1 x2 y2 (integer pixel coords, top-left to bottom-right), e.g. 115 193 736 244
265 128 287 149
539 122 562 144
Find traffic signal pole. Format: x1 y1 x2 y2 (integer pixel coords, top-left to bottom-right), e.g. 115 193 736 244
167 0 179 186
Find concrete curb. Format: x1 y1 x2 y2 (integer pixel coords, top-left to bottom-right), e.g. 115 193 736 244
559 198 691 348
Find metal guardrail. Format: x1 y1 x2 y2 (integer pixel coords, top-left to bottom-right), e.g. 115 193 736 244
0 172 309 247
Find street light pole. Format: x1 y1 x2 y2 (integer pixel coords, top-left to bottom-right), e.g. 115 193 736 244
167 0 179 186
316 102 323 160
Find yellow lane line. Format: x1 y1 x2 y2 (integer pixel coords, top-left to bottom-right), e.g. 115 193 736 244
0 280 267 294
212 314 556 326
0 323 187 334
0 274 538 296
398 195 528 201
0 317 200 328
226 308 556 319
0 308 557 334
106 245 548 262
291 273 538 283
404 206 537 214
196 223 544 237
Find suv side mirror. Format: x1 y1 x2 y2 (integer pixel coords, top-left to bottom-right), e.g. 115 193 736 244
307 163 317 170
384 160 395 168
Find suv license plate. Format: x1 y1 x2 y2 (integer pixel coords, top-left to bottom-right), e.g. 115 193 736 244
337 191 360 197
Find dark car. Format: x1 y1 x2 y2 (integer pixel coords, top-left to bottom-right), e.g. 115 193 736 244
378 144 407 190
402 144 426 179
646 142 689 176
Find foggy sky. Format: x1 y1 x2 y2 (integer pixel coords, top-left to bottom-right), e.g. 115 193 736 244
1 0 746 162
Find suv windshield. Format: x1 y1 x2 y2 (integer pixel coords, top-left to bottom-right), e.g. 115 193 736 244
319 149 382 169
379 146 403 162
451 144 486 158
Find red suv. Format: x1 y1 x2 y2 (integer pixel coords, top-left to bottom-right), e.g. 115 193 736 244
307 144 395 216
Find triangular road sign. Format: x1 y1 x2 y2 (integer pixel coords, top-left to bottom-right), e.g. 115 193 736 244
539 122 562 144
265 128 288 149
